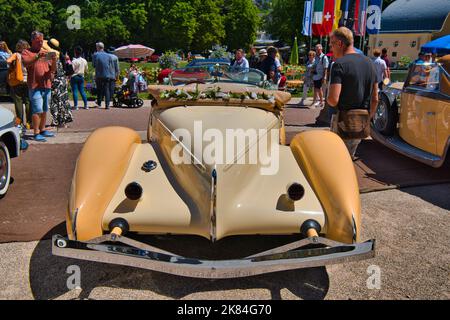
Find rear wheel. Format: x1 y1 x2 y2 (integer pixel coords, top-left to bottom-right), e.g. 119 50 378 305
0 141 11 198
113 99 121 108
136 98 144 108
373 94 398 136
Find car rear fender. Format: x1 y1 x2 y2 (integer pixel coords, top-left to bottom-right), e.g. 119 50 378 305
69 127 141 241
0 131 19 158
290 130 361 244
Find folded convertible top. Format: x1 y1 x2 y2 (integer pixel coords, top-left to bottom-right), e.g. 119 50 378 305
148 83 292 112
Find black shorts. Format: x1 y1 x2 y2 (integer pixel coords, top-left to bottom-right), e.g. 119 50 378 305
313 79 323 89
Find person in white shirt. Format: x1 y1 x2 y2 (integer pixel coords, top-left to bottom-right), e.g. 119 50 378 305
372 49 387 91
232 49 249 70
70 46 89 110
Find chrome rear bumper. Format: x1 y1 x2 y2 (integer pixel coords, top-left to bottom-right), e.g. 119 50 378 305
52 234 375 279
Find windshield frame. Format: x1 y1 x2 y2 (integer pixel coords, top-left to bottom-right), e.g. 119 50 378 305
169 65 268 87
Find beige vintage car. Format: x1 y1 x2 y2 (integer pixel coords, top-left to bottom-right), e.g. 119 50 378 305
372 55 450 167
53 66 375 278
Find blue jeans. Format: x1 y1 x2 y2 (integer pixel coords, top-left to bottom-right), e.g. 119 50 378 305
70 75 88 108
29 88 51 115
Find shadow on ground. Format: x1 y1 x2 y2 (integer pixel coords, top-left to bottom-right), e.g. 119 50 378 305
29 224 330 300
354 140 450 196
400 183 450 211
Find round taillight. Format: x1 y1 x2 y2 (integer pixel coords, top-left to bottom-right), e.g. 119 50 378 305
287 183 305 202
125 182 143 201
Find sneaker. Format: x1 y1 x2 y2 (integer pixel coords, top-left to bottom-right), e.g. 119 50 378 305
20 140 29 151
34 134 47 142
73 106 79 110
299 99 305 106
40 130 56 138
84 106 89 110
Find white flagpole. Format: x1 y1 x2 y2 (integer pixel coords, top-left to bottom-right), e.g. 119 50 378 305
312 0 315 51
361 0 369 52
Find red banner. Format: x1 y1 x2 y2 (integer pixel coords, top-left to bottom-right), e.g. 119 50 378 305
322 0 335 35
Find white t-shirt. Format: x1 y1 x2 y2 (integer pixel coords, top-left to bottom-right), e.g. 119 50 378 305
373 57 387 83
275 58 281 70
233 57 249 70
72 57 88 77
312 53 329 81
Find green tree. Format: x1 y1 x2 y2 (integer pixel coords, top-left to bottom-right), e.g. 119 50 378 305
0 0 54 46
223 0 260 51
265 0 306 45
191 0 225 52
161 1 198 51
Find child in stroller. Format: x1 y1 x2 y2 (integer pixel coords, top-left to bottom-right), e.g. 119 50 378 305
113 64 145 108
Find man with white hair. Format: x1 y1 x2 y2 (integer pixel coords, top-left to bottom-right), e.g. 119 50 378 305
312 44 329 108
92 42 116 109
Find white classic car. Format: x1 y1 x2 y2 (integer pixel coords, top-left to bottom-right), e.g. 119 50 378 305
53 66 375 278
0 106 21 198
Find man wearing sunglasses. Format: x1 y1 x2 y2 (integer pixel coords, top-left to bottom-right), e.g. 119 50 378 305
327 27 378 160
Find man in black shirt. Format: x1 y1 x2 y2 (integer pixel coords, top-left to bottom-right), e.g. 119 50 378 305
327 27 378 159
259 47 280 83
248 47 259 69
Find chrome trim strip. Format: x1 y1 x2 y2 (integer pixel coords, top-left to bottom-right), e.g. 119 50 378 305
155 117 207 172
371 127 449 168
52 234 375 279
209 169 217 242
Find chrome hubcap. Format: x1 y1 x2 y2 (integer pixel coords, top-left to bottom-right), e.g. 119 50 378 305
374 100 388 131
0 148 8 190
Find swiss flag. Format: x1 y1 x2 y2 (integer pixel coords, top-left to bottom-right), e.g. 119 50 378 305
322 0 335 35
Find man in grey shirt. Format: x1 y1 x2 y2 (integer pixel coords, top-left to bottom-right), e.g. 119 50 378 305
92 42 118 109
312 44 329 108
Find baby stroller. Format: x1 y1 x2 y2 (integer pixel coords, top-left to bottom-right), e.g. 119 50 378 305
112 83 144 108
113 69 146 108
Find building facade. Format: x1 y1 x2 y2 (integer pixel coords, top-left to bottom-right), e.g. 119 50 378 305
368 0 450 66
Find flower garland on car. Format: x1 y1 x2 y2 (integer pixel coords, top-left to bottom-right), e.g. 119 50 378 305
159 85 276 104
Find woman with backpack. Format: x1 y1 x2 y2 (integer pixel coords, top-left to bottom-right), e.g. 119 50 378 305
6 40 32 128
